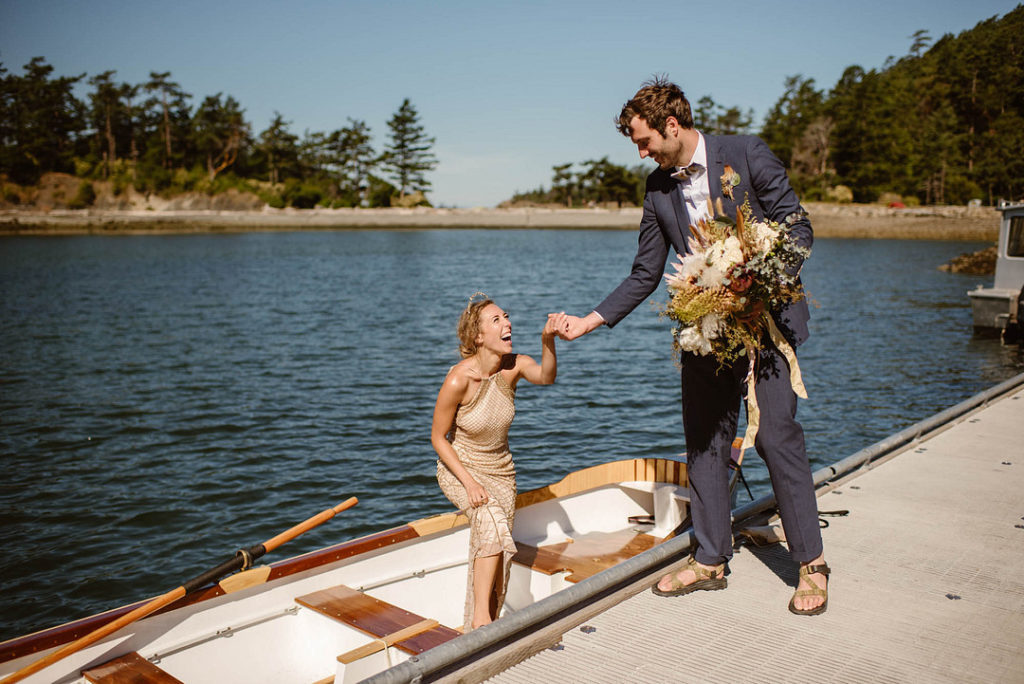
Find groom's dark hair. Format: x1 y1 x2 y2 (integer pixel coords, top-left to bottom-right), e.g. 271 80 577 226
616 76 693 137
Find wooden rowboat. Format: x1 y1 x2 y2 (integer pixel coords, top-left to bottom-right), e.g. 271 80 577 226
0 450 741 684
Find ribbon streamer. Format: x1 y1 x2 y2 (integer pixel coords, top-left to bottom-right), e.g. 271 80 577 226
740 316 808 450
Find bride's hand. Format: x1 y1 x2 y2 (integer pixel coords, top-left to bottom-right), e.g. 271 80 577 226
543 312 567 339
465 480 489 507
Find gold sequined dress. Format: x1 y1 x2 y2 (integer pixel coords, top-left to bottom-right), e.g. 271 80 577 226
436 369 517 631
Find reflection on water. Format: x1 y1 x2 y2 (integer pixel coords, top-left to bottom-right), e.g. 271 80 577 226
0 230 1020 639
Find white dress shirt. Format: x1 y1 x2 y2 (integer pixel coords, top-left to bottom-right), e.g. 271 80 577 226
591 131 711 325
677 132 711 225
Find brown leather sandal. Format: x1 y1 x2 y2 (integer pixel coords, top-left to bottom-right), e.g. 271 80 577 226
652 555 727 597
788 562 830 615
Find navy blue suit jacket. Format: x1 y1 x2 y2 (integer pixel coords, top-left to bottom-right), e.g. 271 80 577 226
594 134 812 348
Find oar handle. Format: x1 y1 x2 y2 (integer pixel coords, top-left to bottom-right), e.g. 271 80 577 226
263 496 358 553
1 496 359 684
1 587 185 684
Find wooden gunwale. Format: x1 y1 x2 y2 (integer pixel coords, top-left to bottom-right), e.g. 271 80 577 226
0 527 419 664
0 457 686 666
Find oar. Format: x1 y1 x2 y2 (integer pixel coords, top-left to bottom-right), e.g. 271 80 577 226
2 496 358 684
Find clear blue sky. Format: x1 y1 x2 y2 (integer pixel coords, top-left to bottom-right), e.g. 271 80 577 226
1 0 1018 207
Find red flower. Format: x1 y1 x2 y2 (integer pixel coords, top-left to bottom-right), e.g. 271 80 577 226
728 272 753 293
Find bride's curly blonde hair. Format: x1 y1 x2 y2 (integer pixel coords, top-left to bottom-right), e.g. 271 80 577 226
456 292 494 358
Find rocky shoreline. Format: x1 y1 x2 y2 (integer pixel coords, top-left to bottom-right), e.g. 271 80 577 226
0 201 1000 241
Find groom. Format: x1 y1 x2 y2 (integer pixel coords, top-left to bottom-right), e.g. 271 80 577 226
558 77 829 615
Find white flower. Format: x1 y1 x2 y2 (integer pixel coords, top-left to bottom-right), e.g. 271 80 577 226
676 313 725 356
700 313 726 340
717 236 745 268
697 237 743 287
696 265 723 288
676 325 712 355
752 221 780 253
665 252 706 290
680 253 705 283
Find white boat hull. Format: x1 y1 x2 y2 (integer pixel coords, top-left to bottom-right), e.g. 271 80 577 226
0 457 701 684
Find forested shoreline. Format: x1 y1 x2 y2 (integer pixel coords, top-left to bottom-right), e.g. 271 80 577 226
2 5 1021 211
513 6 1023 209
0 72 438 210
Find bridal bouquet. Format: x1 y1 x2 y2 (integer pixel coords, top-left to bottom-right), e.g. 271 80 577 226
663 200 810 365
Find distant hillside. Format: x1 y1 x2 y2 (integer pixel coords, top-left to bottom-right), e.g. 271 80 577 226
760 4 1024 205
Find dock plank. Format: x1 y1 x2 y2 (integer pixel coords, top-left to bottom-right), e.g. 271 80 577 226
490 387 1024 683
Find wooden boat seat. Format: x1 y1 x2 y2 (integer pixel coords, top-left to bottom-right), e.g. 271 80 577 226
513 444 745 581
82 651 183 684
295 585 460 656
512 529 661 583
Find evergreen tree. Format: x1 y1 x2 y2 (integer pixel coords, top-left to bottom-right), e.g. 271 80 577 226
381 99 437 200
142 71 191 170
693 94 754 136
692 95 719 131
551 163 575 207
87 71 123 177
577 157 643 207
255 112 299 185
760 75 824 169
191 94 249 182
330 118 375 206
789 116 835 199
0 57 85 184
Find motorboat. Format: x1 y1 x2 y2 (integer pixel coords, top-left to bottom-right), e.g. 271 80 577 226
968 200 1024 342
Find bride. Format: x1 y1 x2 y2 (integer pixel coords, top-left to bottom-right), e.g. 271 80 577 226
431 294 565 631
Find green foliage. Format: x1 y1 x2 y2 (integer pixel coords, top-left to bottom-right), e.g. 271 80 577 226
366 174 397 208
694 94 756 136
191 94 249 182
254 112 300 185
0 59 443 207
142 71 192 171
507 159 646 207
381 99 438 199
331 118 376 205
578 157 640 207
68 180 96 208
760 5 1024 204
259 188 286 209
760 75 825 174
281 178 323 208
551 163 575 206
0 57 86 184
167 166 205 194
5 8 1022 209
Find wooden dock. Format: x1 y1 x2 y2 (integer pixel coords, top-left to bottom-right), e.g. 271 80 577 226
485 384 1024 683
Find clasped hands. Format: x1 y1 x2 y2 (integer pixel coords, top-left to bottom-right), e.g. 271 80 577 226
545 311 601 341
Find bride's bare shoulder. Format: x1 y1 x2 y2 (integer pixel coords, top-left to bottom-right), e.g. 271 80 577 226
445 359 480 385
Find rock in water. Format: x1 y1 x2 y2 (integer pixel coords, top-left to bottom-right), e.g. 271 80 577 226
938 245 997 275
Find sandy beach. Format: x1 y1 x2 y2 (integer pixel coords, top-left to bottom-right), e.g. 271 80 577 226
0 201 1000 241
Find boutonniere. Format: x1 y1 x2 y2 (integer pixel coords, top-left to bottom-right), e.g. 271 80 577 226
721 165 740 199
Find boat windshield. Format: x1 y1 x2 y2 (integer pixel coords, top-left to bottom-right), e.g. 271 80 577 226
1008 216 1024 257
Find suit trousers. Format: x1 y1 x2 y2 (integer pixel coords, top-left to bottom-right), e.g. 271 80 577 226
681 342 823 566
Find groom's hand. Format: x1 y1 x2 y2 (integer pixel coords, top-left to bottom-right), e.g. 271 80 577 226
559 312 604 340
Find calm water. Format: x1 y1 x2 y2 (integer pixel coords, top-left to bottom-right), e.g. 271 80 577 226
1 229 1021 640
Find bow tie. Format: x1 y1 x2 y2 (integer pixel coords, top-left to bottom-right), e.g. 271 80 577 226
671 163 704 181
